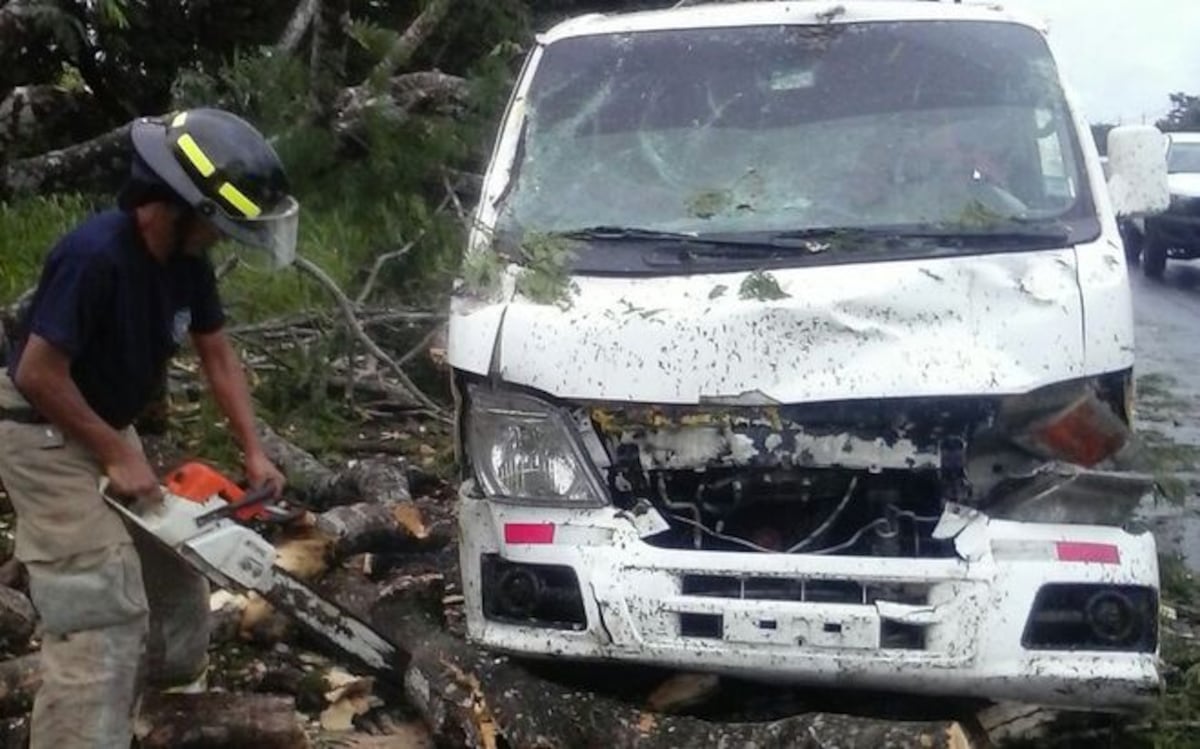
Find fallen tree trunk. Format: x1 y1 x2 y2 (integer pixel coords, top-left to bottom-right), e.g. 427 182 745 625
0 70 471 197
0 122 131 196
257 421 412 509
308 574 975 749
135 693 310 749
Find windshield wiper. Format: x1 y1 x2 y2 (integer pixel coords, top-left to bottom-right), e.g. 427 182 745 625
770 222 1072 247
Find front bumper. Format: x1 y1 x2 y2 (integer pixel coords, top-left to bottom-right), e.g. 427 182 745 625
458 489 1161 710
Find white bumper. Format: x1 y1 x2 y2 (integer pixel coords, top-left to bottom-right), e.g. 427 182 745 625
459 493 1160 709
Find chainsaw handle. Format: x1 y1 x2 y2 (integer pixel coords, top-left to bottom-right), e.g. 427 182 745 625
99 478 166 519
195 483 277 527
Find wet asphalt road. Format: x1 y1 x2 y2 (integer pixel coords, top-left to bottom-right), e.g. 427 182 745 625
1128 259 1200 570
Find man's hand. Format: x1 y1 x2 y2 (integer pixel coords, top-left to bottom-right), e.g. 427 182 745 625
105 447 164 507
245 451 286 498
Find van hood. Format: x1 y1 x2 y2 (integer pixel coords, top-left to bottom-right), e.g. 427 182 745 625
450 249 1090 405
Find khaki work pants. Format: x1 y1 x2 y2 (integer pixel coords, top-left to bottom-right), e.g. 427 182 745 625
0 377 211 749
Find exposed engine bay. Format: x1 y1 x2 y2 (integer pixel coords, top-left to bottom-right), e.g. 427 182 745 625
591 373 1134 558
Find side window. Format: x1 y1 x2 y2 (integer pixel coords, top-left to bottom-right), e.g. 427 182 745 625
1034 107 1076 205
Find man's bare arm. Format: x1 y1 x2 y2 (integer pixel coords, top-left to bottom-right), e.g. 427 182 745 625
14 334 161 500
192 328 285 493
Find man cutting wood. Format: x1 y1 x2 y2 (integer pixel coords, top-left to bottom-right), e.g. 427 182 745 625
0 108 298 748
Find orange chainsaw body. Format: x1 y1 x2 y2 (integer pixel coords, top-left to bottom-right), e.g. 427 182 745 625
164 461 266 522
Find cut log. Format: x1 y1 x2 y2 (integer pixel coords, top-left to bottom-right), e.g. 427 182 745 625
135 693 310 749
0 586 36 649
257 422 412 509
316 500 445 557
0 654 40 717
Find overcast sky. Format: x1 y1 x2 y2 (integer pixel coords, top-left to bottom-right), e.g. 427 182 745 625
1001 0 1200 125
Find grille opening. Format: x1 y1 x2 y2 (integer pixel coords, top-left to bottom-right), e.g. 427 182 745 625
680 612 723 639
681 574 929 606
881 620 927 650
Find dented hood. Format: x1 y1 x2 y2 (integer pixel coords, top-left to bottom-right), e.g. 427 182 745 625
451 249 1089 404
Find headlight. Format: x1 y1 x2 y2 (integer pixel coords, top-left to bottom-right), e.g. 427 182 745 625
465 385 608 506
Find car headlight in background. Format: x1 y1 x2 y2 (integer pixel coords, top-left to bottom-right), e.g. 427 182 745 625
465 385 608 506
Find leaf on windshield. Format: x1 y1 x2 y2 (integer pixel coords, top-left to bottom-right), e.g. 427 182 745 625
686 189 733 220
708 284 728 300
739 270 790 301
951 198 1009 229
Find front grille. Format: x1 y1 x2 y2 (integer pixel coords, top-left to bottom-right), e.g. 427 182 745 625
681 574 929 606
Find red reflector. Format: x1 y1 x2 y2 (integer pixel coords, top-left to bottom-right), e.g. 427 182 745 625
1055 541 1120 564
504 523 555 544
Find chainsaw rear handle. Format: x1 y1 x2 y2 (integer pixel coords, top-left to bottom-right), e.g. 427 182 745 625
98 477 166 518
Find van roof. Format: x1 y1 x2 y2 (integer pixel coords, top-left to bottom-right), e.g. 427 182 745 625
540 1 1046 45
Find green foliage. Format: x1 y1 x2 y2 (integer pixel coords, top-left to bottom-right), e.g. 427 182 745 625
171 49 311 133
0 195 94 304
461 248 506 299
739 270 790 301
513 233 578 307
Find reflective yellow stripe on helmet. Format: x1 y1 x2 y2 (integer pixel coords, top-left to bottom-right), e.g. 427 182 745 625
218 182 262 218
176 134 215 177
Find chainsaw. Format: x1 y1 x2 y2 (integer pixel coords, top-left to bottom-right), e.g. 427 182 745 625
104 461 400 674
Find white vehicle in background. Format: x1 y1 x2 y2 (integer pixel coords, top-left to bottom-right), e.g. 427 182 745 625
1124 131 1200 277
449 1 1168 709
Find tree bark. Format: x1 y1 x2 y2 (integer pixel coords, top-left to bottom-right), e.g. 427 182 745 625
316 499 448 557
335 71 468 138
0 121 131 197
0 586 35 650
312 578 977 749
256 421 413 509
0 654 40 718
368 0 453 83
276 0 321 52
135 693 310 749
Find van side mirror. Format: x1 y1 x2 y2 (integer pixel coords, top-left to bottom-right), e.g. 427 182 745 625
1106 125 1168 218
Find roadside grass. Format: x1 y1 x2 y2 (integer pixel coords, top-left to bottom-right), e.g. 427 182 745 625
0 194 96 305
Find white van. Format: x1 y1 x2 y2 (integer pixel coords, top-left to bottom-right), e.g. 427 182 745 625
448 1 1168 708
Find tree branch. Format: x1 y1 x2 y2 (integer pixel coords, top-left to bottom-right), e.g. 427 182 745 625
276 0 321 53
0 121 130 196
368 0 453 83
292 255 445 416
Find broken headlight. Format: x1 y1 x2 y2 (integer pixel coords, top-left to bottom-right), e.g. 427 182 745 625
465 385 608 506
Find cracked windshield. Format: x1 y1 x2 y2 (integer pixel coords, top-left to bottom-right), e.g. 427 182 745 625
499 21 1091 250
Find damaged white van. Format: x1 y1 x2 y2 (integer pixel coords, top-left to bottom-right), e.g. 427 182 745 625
449 1 1170 708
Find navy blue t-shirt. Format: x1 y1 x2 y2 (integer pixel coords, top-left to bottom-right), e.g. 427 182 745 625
8 209 225 428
